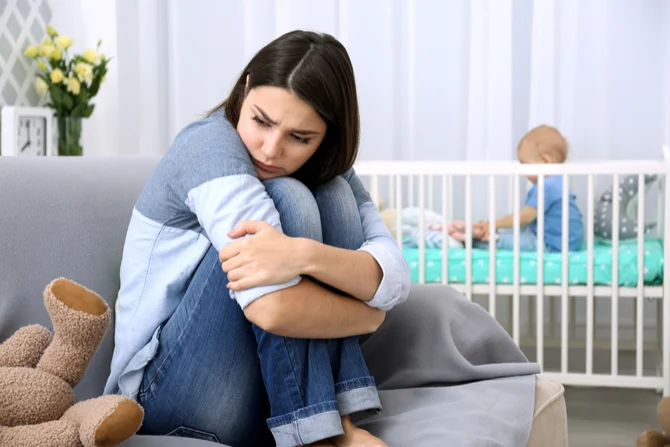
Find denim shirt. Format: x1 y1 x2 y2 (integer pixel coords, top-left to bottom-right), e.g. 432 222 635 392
103 110 411 399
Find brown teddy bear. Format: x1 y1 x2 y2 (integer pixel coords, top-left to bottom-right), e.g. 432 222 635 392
0 277 144 447
637 397 670 446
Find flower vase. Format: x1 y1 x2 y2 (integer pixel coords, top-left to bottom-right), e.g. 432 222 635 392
57 116 83 156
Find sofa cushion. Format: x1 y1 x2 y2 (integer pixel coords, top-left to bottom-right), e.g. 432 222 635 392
0 156 160 401
526 377 568 446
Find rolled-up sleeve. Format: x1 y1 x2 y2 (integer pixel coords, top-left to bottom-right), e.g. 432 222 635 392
343 169 411 311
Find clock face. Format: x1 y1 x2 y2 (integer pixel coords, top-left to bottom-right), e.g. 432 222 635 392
17 116 47 156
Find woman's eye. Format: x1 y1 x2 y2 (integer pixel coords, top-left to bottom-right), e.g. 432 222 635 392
252 115 268 127
292 134 310 145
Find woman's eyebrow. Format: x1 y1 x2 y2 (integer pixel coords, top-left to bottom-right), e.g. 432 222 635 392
253 105 321 136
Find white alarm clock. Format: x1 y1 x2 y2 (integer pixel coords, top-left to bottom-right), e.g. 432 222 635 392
1 106 55 156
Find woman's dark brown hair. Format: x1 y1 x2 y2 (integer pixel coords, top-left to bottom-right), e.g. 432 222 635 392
209 30 360 188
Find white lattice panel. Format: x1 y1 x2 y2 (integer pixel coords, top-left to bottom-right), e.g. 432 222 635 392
0 0 52 108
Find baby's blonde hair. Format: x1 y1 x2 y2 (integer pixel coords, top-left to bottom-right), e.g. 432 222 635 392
518 125 568 163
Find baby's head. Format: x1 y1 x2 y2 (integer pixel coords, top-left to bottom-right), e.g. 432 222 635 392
517 125 567 183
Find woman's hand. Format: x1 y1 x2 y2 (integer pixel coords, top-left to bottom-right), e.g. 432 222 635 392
219 221 306 291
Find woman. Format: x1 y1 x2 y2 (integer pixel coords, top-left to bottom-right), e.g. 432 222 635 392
104 30 410 447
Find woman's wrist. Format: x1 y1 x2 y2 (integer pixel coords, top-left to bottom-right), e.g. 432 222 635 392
297 237 320 275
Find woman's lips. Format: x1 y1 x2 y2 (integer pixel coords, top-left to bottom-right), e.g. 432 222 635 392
255 159 281 173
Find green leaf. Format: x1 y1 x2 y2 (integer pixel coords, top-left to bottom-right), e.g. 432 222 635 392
70 103 86 117
83 104 95 118
51 84 74 110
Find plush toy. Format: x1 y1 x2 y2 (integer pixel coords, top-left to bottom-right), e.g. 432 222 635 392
0 278 144 447
594 174 658 241
637 397 670 446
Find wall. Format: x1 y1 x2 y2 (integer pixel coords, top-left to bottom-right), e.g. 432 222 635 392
0 1 51 112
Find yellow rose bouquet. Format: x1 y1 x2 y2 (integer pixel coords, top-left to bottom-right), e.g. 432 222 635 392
24 25 110 156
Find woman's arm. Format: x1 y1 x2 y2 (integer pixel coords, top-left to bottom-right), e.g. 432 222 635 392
244 278 386 338
221 169 411 313
300 240 383 302
312 168 411 311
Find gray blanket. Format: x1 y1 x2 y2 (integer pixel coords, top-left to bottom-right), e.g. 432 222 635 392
357 284 541 447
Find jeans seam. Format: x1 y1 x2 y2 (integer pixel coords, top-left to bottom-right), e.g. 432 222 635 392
280 337 307 411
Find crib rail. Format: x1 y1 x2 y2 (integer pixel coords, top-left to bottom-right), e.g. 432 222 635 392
354 159 670 395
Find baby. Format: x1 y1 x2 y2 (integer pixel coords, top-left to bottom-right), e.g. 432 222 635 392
449 125 584 253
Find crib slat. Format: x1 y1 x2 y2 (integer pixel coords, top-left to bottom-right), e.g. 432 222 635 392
586 174 595 375
442 175 449 285
612 174 620 376
636 174 645 377
409 175 415 208
395 175 403 250
448 176 454 224
465 175 473 301
371 175 380 210
659 174 665 239
513 175 520 345
388 175 395 212
561 174 570 374
418 175 426 284
428 175 435 212
537 175 545 370
663 171 670 397
488 175 496 317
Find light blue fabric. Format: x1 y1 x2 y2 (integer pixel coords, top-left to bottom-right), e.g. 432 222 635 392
104 110 410 399
525 175 584 252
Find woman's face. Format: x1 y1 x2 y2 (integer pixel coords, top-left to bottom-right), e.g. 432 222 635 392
237 85 327 180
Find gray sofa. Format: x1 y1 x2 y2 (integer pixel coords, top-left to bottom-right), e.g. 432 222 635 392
0 156 568 446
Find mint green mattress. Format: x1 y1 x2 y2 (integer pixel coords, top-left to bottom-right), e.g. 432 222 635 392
403 239 665 286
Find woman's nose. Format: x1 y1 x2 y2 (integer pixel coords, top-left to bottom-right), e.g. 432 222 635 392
262 132 282 159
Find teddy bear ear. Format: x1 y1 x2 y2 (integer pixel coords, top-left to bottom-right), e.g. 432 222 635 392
658 397 670 433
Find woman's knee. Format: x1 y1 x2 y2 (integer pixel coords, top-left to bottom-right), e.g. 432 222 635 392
263 177 322 241
313 176 364 249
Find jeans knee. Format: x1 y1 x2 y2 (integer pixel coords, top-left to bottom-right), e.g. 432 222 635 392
263 177 322 241
313 177 358 219
313 176 363 249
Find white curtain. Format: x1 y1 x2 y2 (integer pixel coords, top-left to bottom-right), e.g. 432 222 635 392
113 0 669 161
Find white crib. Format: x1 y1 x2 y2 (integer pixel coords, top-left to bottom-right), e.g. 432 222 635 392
354 157 670 396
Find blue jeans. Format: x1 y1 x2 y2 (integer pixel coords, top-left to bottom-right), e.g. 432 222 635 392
473 227 538 252
137 177 381 447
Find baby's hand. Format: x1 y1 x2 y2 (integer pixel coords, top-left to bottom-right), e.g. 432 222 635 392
473 221 489 241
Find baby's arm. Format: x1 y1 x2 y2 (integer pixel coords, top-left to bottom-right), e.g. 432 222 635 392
490 206 538 229
475 206 538 240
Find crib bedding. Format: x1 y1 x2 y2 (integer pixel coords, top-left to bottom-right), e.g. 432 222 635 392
403 239 664 286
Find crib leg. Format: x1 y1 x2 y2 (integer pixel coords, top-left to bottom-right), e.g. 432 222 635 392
529 294 536 338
